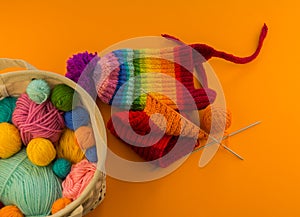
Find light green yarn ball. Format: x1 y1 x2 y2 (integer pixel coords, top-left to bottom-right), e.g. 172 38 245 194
0 149 62 216
26 79 51 104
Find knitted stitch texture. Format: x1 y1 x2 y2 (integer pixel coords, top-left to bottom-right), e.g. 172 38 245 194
107 111 197 167
95 45 216 110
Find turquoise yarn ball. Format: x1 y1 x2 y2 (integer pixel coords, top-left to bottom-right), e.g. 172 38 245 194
52 158 72 179
0 97 17 123
0 149 62 216
64 106 90 130
85 146 98 163
26 79 51 104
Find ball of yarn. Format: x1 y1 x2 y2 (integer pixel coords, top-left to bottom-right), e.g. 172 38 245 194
75 126 95 150
66 52 98 83
0 149 62 216
26 79 51 104
85 146 98 163
62 159 96 200
0 97 17 123
201 105 232 134
51 84 76 112
27 138 56 166
12 94 65 145
0 123 22 159
52 158 72 179
51 197 72 214
56 129 85 164
0 205 24 217
64 106 90 130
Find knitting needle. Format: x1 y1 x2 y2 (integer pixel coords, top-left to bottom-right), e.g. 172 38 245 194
192 121 261 153
141 90 244 160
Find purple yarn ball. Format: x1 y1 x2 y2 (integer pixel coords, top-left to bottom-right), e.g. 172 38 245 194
66 51 98 83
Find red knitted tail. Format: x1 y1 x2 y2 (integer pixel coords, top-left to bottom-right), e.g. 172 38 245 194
162 24 268 64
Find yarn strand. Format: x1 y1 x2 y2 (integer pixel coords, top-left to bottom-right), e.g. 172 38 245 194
162 23 268 64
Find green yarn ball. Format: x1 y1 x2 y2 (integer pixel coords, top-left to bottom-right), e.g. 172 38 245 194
52 158 72 179
0 149 62 216
51 84 76 112
0 97 17 123
26 79 51 104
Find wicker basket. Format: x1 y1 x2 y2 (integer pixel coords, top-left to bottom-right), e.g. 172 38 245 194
0 58 106 217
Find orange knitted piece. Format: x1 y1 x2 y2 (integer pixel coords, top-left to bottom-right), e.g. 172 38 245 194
144 93 206 139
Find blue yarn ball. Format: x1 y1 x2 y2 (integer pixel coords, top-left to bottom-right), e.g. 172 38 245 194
52 158 72 179
64 106 90 130
26 79 51 104
0 97 17 123
0 149 62 216
85 146 98 163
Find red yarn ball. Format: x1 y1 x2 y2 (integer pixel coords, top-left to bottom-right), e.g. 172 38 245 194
12 94 65 145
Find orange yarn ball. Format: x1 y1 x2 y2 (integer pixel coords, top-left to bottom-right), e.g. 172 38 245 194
51 197 72 214
75 126 95 150
201 105 232 134
0 205 24 217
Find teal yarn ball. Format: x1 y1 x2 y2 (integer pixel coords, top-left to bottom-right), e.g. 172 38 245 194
51 84 76 112
0 97 17 123
85 146 98 163
52 158 72 179
0 149 62 216
26 79 51 104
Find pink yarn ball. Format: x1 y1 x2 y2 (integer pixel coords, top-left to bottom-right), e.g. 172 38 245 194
12 94 65 145
62 159 96 200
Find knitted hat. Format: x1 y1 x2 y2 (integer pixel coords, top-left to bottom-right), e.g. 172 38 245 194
66 24 268 111
107 111 197 167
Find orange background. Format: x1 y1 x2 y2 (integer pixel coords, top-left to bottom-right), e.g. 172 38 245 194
1 0 299 217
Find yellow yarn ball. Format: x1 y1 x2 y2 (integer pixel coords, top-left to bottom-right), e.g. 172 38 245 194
26 138 56 166
56 129 85 164
51 197 72 214
0 205 24 217
0 123 22 159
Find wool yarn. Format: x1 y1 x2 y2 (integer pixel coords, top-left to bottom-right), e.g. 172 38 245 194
0 123 22 159
66 25 267 111
51 197 72 214
0 149 62 216
12 94 65 145
144 94 206 139
0 97 17 123
75 126 95 150
26 138 56 166
52 158 72 179
26 79 51 104
56 129 85 164
51 84 76 112
64 106 90 131
107 111 196 167
0 205 24 217
62 159 96 200
201 105 232 134
85 146 98 163
66 52 98 83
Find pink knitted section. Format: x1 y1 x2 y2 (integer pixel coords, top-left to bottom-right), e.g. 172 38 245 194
96 52 120 104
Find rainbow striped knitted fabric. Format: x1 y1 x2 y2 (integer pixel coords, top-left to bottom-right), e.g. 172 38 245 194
95 45 216 110
66 24 268 111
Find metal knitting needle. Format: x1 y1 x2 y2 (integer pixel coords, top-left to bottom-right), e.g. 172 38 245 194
141 89 244 160
193 121 261 154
